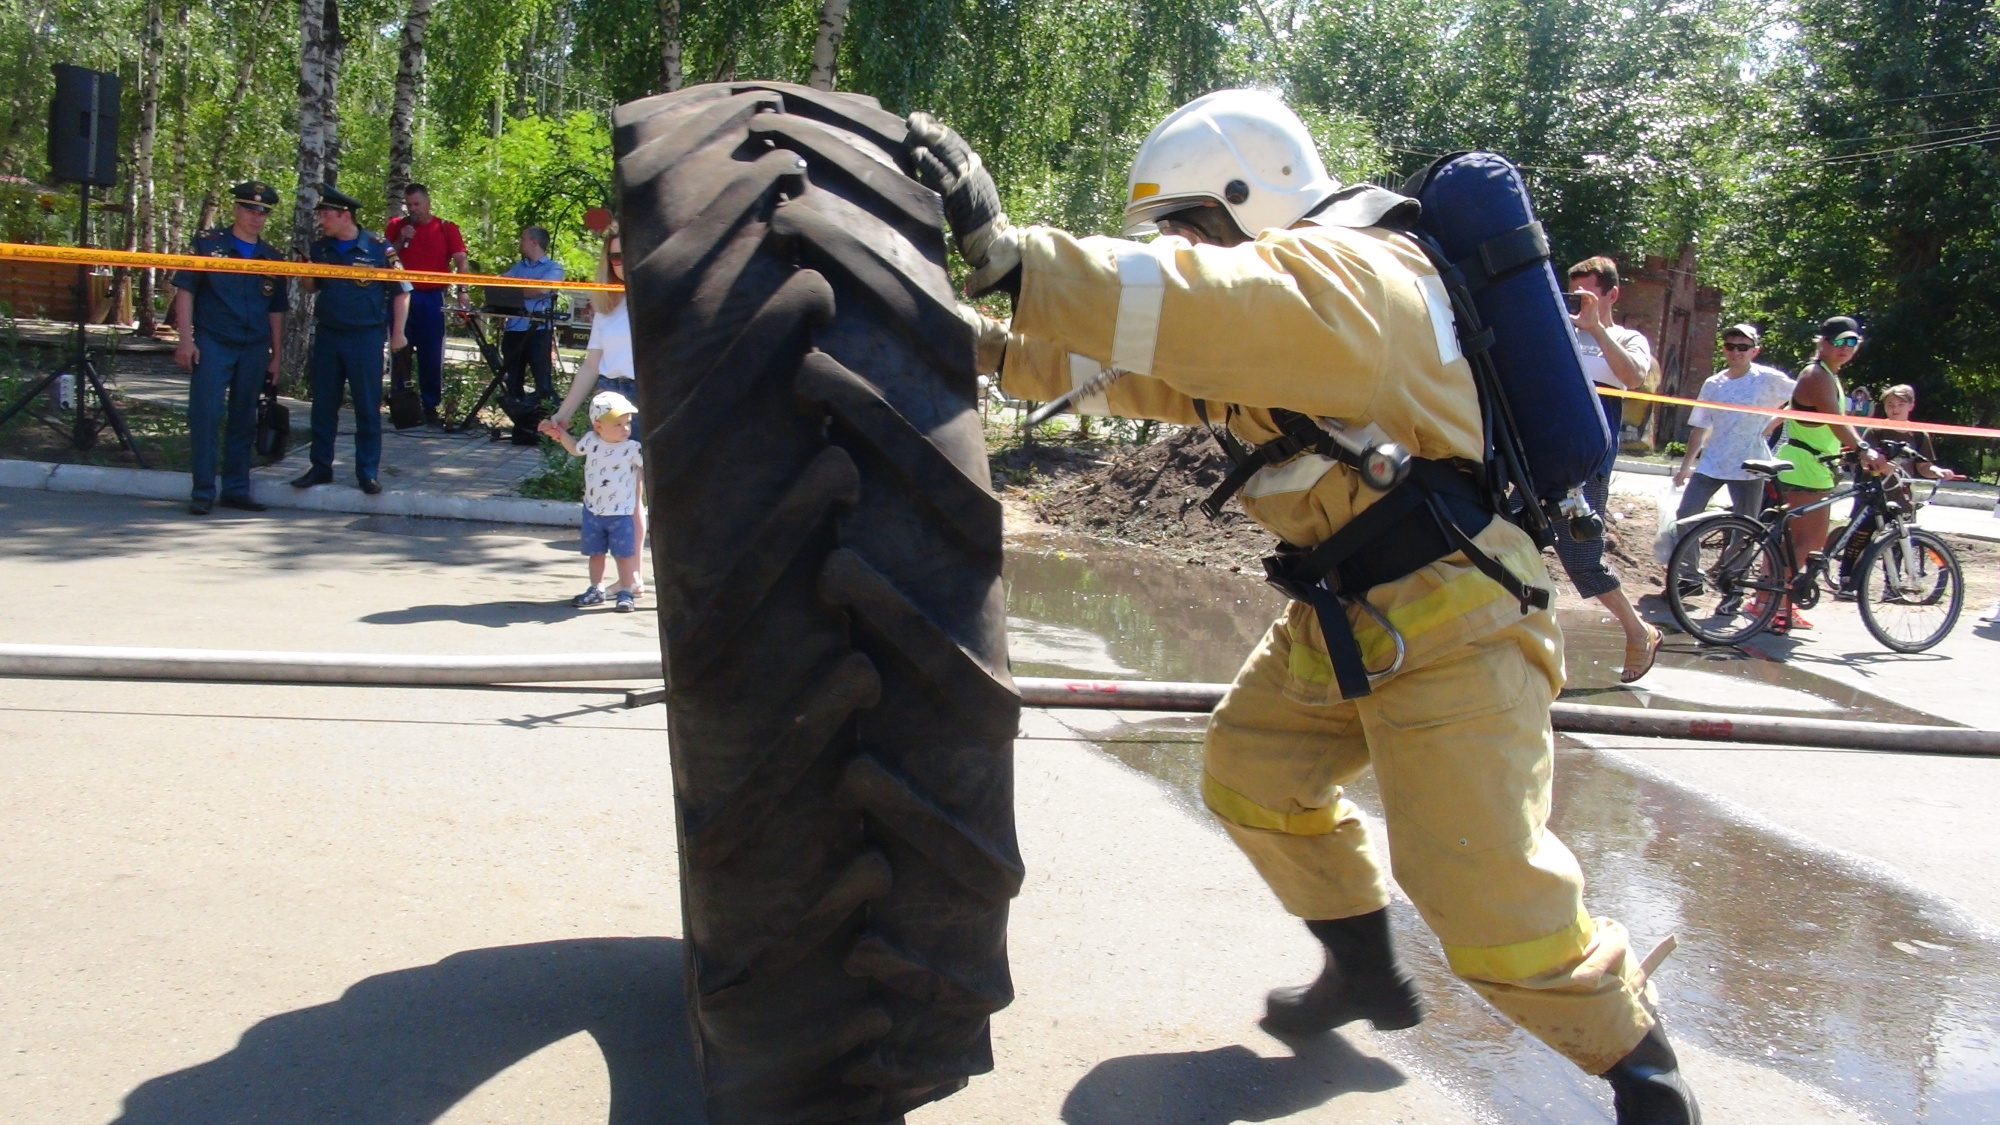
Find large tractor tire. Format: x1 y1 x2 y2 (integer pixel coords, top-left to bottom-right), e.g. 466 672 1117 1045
612 82 1022 1124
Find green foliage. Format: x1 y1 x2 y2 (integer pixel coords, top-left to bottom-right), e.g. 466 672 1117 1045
1665 441 1688 458
2 0 1994 435
517 411 589 500
417 111 612 276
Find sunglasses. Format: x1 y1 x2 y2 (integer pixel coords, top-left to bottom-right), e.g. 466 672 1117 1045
1723 342 1754 352
1831 335 1861 347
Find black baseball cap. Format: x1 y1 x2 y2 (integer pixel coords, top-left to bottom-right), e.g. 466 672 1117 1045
1818 316 1861 339
230 181 279 212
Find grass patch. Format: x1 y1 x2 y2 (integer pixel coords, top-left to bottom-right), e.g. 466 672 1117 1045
0 344 196 470
517 412 589 502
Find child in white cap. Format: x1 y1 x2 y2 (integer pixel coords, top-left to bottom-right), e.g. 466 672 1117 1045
539 391 644 611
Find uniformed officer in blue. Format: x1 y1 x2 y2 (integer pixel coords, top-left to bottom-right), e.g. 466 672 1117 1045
291 183 409 495
171 180 288 515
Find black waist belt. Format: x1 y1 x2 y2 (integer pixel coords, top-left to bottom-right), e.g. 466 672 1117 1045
1262 459 1549 701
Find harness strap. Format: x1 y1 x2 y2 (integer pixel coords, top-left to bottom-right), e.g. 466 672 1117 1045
1262 460 1548 700
1199 408 1380 520
1454 221 1549 292
1190 399 1250 464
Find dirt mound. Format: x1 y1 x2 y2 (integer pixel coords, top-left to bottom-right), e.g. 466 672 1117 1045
995 428 1270 568
995 428 1670 603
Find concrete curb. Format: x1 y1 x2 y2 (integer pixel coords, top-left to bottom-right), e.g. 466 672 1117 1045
0 458 579 526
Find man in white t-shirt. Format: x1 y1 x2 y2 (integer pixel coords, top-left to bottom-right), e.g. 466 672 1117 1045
1556 256 1662 683
1673 324 1795 520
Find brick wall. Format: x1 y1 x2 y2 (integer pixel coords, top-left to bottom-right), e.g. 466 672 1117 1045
1618 246 1721 450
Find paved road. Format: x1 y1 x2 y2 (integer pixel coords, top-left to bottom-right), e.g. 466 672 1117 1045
6 488 1989 1123
0 491 1481 1125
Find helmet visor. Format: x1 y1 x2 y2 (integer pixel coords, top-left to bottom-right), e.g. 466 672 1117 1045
1122 192 1223 237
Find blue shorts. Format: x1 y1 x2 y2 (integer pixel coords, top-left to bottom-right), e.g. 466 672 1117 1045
579 508 637 559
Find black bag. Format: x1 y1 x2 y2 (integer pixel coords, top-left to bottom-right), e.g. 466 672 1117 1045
388 344 425 430
255 385 290 461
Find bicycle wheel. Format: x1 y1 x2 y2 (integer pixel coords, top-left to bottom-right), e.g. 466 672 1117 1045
1856 526 1963 652
1665 514 1785 645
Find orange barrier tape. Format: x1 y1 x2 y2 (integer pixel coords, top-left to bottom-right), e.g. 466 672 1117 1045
1597 384 2000 441
0 241 625 293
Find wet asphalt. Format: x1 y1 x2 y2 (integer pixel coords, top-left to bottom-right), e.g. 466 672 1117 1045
1005 536 2000 1124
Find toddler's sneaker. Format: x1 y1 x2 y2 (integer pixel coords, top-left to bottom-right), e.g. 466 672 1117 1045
572 585 606 608
615 589 637 613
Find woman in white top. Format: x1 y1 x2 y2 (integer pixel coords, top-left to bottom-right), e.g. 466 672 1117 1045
554 232 634 424
553 230 646 596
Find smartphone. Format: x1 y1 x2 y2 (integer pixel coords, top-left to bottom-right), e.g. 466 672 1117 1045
1564 291 1586 315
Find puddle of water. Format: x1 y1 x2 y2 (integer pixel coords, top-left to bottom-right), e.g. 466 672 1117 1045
1005 533 2000 1123
1004 546 1285 684
1557 610 1952 726
1006 617 1137 676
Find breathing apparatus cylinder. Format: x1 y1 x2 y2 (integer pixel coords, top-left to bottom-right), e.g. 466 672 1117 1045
1406 153 1611 538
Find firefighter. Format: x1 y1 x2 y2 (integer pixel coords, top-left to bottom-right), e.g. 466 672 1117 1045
910 90 1700 1123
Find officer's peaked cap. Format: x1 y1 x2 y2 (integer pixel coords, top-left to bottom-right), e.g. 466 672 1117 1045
314 184 363 214
231 181 280 210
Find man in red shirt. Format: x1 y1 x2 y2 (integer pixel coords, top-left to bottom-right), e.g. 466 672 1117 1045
385 183 468 426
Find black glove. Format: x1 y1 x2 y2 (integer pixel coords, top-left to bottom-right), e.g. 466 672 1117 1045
907 112 1021 296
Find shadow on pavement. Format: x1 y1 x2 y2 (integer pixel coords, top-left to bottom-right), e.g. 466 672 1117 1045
361 600 586 627
110 937 704 1125
1060 1031 1403 1124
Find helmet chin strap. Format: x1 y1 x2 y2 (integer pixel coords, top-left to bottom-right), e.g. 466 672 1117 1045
1157 203 1250 247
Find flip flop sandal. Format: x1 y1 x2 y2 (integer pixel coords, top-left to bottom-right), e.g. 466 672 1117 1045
1621 623 1664 684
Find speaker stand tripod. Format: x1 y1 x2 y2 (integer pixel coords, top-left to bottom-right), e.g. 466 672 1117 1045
0 183 148 468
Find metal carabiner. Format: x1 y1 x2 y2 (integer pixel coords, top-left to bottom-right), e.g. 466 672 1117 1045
1348 594 1408 682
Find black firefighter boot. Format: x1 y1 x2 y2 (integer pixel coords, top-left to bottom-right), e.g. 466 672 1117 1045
1602 1025 1702 1124
1263 909 1425 1035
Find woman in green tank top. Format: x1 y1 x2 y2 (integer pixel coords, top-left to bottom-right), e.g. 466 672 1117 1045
1771 317 1886 632
1776 414 1842 491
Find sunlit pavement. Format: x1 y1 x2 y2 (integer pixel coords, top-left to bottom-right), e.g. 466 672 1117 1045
4 488 1994 1123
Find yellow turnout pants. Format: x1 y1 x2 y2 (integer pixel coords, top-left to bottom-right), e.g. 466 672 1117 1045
1202 606 1654 1074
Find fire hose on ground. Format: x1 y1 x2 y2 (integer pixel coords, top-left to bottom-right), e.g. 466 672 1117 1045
1 643 1994 757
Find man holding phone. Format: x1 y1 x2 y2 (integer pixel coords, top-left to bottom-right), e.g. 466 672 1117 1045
1557 256 1662 683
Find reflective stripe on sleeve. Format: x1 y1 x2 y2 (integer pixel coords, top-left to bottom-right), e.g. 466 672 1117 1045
1441 908 1596 982
1067 353 1112 416
1202 770 1339 836
1242 452 1337 499
1109 241 1165 376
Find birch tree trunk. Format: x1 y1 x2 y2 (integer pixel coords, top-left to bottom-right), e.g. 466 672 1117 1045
133 0 165 334
284 0 332 386
657 0 682 92
196 0 280 230
385 0 437 217
322 0 344 186
807 0 851 90
165 2 192 255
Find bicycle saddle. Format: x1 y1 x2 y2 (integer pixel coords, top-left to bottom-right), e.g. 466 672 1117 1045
1740 459 1791 476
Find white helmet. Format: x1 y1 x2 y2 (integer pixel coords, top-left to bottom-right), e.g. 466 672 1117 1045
1123 89 1341 238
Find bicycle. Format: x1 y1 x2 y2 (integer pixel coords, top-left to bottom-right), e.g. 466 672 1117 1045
1664 440 1964 652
